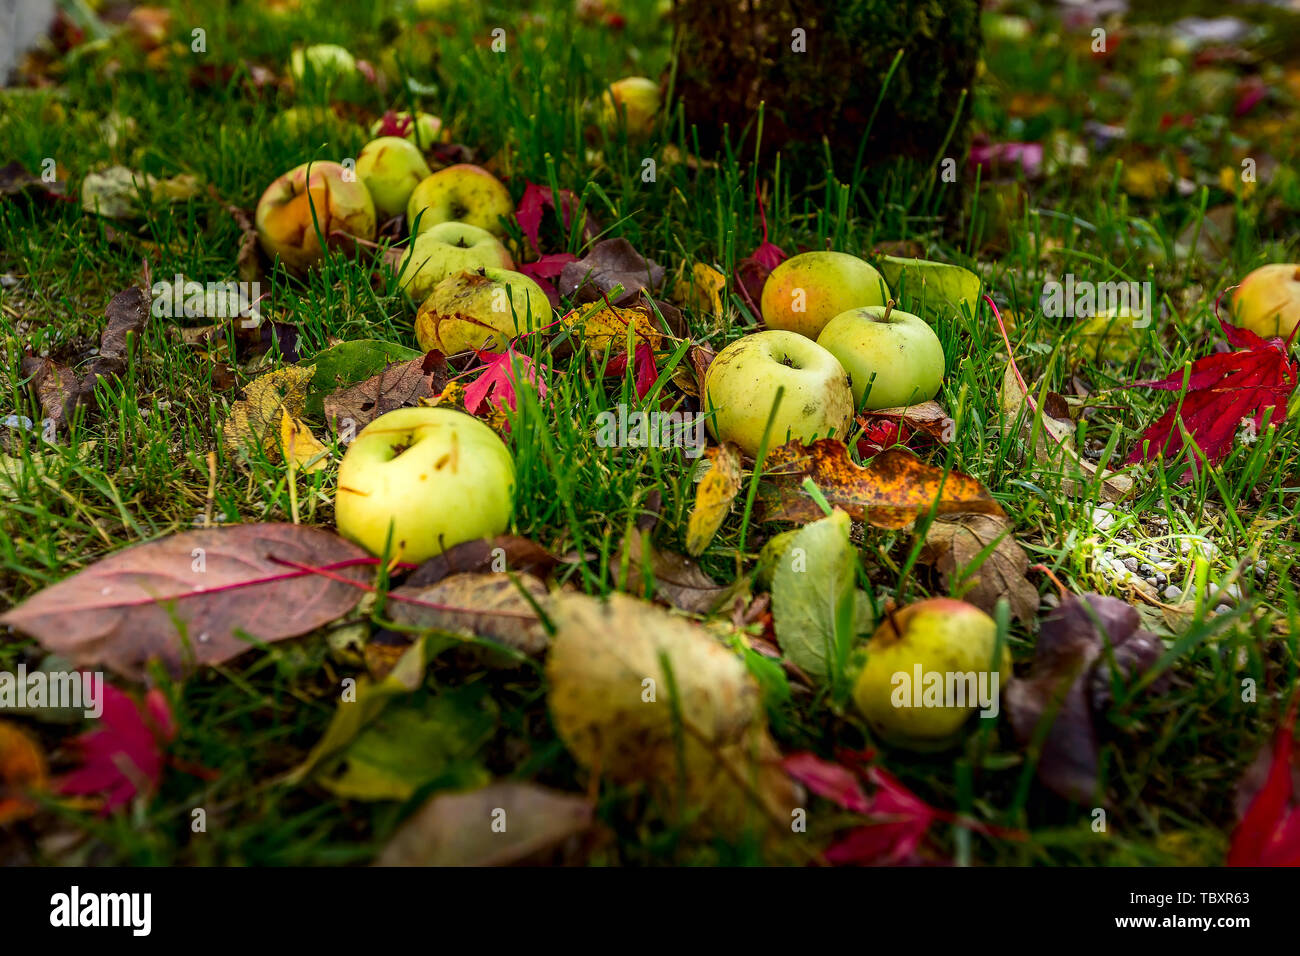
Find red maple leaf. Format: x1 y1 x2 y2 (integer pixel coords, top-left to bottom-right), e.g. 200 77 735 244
515 182 583 251
750 181 786 271
1228 699 1300 866
58 684 175 814
517 252 578 306
463 348 550 415
374 110 413 139
1126 317 1298 475
605 341 659 399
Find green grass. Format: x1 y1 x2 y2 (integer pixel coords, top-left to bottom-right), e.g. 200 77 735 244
1 0 1298 865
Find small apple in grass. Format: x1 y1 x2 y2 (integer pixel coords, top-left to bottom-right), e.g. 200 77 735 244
704 330 854 460
369 111 446 147
334 407 515 563
356 137 432 220
1232 263 1300 340
761 251 890 339
289 44 358 92
416 268 553 354
598 76 661 139
407 164 514 237
399 222 513 305
816 303 945 410
853 597 1010 749
255 161 376 273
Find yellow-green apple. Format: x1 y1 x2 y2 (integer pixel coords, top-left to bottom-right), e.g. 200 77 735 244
598 76 661 139
334 406 515 563
761 251 889 339
407 164 514 236
273 106 347 138
1232 263 1300 340
255 161 376 273
416 268 552 354
398 222 513 305
356 137 432 220
289 44 358 91
816 304 945 410
704 330 853 459
369 111 446 147
853 597 1010 748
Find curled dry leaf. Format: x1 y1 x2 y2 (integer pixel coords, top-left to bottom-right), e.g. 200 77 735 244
546 591 797 844
760 440 1003 528
279 415 329 472
405 534 561 588
920 514 1038 625
558 237 665 305
378 782 595 866
1003 592 1167 803
222 364 316 461
322 350 449 431
616 528 734 615
0 524 371 680
388 572 551 662
685 442 743 556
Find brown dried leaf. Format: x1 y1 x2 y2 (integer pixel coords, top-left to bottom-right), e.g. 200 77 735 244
761 440 1004 528
616 529 733 615
405 535 560 588
322 352 450 431
387 572 551 661
920 514 1038 624
559 237 664 305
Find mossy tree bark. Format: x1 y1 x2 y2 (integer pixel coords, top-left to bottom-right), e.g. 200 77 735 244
671 0 982 169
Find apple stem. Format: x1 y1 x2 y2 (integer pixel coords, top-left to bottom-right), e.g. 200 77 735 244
882 299 895 323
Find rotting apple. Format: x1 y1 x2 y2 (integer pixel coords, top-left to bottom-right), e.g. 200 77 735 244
334 406 516 563
761 251 889 339
255 161 376 273
369 111 446 148
817 303 945 410
1232 263 1300 340
415 267 553 354
356 137 433 220
598 76 661 139
407 164 514 237
399 222 513 305
852 597 1010 749
703 329 854 460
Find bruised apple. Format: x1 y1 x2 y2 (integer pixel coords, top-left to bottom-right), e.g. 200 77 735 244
369 111 446 147
407 164 514 236
399 222 513 305
703 330 853 459
334 407 515 563
255 161 376 272
416 268 553 354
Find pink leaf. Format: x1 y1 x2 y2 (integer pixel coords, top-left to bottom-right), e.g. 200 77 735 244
463 348 549 415
58 684 175 814
1228 700 1300 866
516 182 549 250
782 751 870 813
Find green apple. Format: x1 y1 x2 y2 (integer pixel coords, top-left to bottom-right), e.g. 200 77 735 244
272 106 348 139
816 304 945 410
369 111 446 148
853 597 1010 748
415 267 553 354
761 251 889 339
399 222 513 305
255 161 376 273
704 330 854 460
599 76 661 139
407 164 514 237
334 406 515 563
289 44 358 91
356 137 432 220
1232 263 1300 340
875 256 981 317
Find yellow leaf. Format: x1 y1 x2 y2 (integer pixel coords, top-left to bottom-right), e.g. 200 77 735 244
685 442 743 556
222 364 317 461
564 301 663 355
0 721 48 825
674 261 727 326
280 415 329 472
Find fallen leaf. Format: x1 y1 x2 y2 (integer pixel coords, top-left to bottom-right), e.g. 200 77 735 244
760 440 1003 528
377 782 594 866
856 401 955 455
616 528 733 615
1125 318 1298 477
222 364 316 461
279 415 329 472
0 524 371 679
771 510 857 680
546 591 797 844
306 339 424 412
387 572 551 662
674 261 727 328
81 165 201 219
405 535 561 587
463 348 550 416
558 237 664 305
686 442 743 556
920 514 1038 624
321 350 449 430
58 685 174 813
1228 699 1300 866
0 721 48 824
1003 593 1167 803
